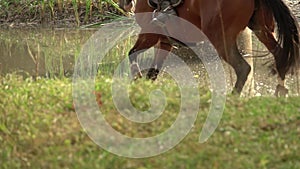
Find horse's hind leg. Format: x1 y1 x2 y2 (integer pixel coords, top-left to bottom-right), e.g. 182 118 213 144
203 32 250 94
146 38 173 80
249 29 288 96
248 11 288 96
129 33 160 79
208 36 251 94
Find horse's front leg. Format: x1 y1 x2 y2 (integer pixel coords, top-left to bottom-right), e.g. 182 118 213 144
146 39 173 80
129 33 160 79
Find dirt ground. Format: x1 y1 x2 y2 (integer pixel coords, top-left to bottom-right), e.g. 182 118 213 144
286 0 300 21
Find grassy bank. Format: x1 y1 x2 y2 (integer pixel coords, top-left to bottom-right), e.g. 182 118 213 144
0 0 125 27
0 74 299 169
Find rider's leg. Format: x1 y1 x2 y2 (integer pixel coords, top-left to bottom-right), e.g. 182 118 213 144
151 0 177 26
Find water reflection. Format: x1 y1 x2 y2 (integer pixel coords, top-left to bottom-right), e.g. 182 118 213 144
0 28 96 77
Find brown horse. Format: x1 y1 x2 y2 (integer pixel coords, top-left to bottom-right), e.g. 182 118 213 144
119 0 300 95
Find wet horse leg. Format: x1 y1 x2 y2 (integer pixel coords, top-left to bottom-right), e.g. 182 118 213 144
146 38 173 80
129 33 160 79
204 29 251 94
200 2 253 94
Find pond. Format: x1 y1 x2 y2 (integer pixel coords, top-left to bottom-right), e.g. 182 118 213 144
0 28 299 96
0 28 97 77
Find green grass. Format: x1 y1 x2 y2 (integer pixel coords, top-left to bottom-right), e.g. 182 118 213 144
0 74 300 169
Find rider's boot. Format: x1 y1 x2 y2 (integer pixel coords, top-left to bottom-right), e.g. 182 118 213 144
151 0 177 27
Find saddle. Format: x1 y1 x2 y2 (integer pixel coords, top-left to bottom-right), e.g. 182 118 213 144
148 0 183 9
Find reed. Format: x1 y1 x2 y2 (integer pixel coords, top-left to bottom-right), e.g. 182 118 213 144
98 0 103 14
72 0 80 26
40 0 46 23
57 0 63 13
105 0 129 16
48 0 55 18
84 0 92 23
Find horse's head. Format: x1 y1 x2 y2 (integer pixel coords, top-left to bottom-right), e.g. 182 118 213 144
119 0 135 12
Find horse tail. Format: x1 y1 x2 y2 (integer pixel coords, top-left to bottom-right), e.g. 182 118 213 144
261 0 300 78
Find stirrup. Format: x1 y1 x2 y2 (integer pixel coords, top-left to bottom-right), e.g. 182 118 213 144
151 7 176 27
151 9 165 27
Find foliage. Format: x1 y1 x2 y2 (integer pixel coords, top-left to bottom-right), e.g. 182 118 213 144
0 0 125 27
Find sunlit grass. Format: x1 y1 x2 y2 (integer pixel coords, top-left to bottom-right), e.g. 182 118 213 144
0 74 299 168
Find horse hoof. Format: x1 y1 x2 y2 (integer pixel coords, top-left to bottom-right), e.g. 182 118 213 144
146 68 159 81
130 63 142 80
274 84 288 97
133 72 142 80
231 90 240 96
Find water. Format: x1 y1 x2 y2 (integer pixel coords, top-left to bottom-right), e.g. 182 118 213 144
0 28 299 96
0 28 96 77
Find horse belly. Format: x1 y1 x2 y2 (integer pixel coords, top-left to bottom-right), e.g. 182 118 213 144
201 0 254 33
166 0 203 43
167 25 204 43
